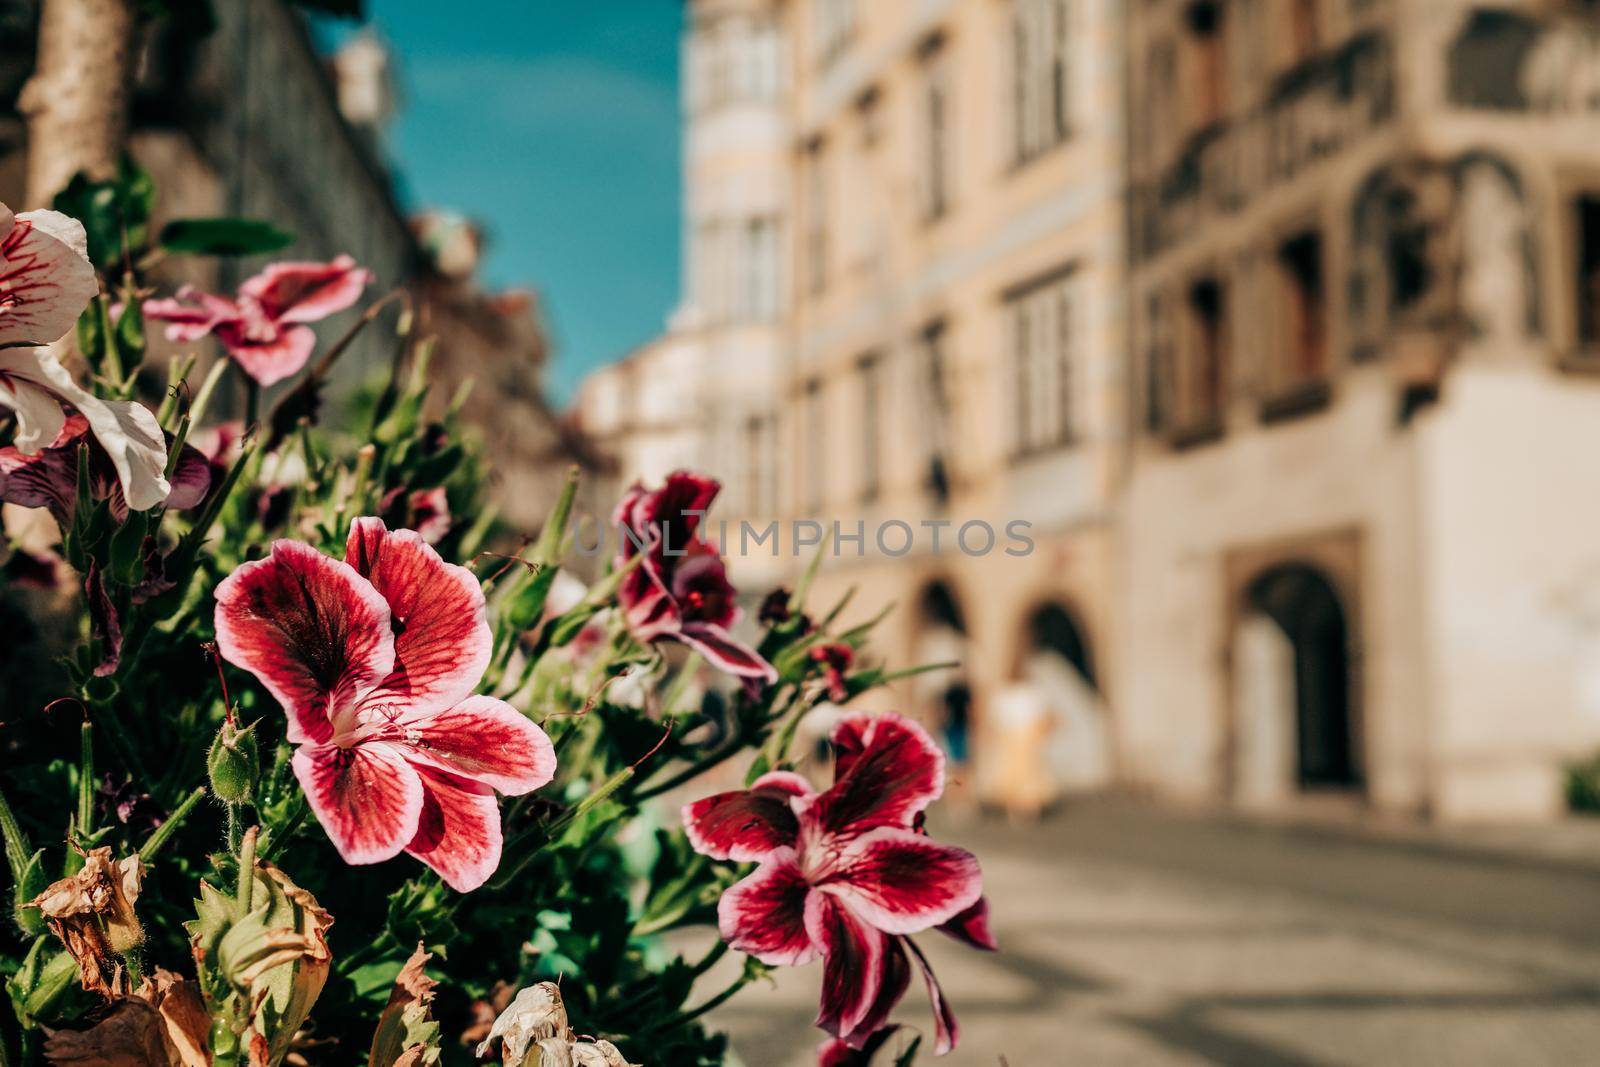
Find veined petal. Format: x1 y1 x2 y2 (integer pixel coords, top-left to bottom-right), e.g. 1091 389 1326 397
143 286 240 341
214 540 395 744
15 347 171 511
0 353 67 454
396 695 556 796
905 938 960 1055
816 1029 901 1067
682 772 812 862
813 713 945 836
0 209 98 347
937 896 997 951
218 322 315 387
717 849 819 967
164 442 211 511
677 623 777 683
240 255 370 324
805 893 887 1044
822 827 982 935
292 741 423 865
848 937 911 1050
345 517 491 714
404 766 502 892
0 412 83 526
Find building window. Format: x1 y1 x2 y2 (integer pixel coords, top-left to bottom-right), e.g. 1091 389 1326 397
691 17 782 112
742 413 777 518
1176 276 1228 435
803 378 825 512
1267 230 1331 412
738 216 780 321
1011 0 1072 165
858 354 882 502
1008 269 1077 455
921 42 952 220
921 321 953 502
1576 195 1600 352
1184 0 1227 131
815 0 857 68
805 142 828 296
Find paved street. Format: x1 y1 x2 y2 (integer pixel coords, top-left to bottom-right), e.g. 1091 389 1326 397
708 800 1600 1066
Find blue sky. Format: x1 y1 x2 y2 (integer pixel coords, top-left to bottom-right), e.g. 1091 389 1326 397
346 2 684 403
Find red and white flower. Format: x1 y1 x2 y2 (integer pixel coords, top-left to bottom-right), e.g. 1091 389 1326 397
613 471 775 682
214 517 556 891
0 202 173 512
683 712 993 1056
145 255 372 386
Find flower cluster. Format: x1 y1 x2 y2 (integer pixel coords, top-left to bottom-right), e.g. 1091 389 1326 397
0 172 993 1067
685 713 993 1058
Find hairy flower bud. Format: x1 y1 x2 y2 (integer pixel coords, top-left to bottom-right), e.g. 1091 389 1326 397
207 718 260 805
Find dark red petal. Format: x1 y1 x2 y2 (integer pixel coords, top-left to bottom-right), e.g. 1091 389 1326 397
805 893 888 1044
164 443 211 511
0 415 87 527
936 896 997 951
292 741 423 865
813 713 944 835
677 623 778 683
398 695 556 796
214 540 394 744
816 1027 901 1067
717 850 819 966
847 937 911 1048
404 765 502 892
239 255 371 324
642 470 720 552
822 827 982 935
345 517 491 715
905 938 960 1055
682 772 812 862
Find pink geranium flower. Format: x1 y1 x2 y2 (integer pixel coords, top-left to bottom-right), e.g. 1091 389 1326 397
0 202 173 512
613 472 775 682
145 256 372 386
214 517 556 891
683 713 993 1056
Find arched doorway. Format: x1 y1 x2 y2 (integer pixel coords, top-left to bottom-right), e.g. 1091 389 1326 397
1018 604 1109 796
1235 565 1360 800
914 580 972 769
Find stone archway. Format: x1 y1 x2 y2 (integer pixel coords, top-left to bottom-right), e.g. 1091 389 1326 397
1233 564 1361 804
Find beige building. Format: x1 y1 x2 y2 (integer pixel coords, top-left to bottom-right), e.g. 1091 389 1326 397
581 0 1126 800
1123 0 1600 821
582 0 1600 822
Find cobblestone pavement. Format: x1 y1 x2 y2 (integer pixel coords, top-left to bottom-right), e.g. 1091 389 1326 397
706 799 1600 1066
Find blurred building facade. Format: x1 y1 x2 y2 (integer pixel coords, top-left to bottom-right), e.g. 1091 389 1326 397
588 0 1600 822
2 1 590 536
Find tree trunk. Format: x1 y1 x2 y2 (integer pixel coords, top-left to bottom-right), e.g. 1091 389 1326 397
18 0 139 208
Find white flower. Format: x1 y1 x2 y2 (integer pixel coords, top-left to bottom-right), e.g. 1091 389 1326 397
0 203 171 511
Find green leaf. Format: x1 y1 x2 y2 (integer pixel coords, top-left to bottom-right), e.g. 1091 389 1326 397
51 158 154 269
159 217 296 257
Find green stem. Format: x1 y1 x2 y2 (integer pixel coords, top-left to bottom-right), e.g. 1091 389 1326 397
487 765 636 892
657 971 751 1031
139 786 207 862
76 720 94 839
261 798 308 862
0 781 31 881
235 826 257 916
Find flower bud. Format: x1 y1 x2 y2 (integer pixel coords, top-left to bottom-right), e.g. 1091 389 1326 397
207 719 260 805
